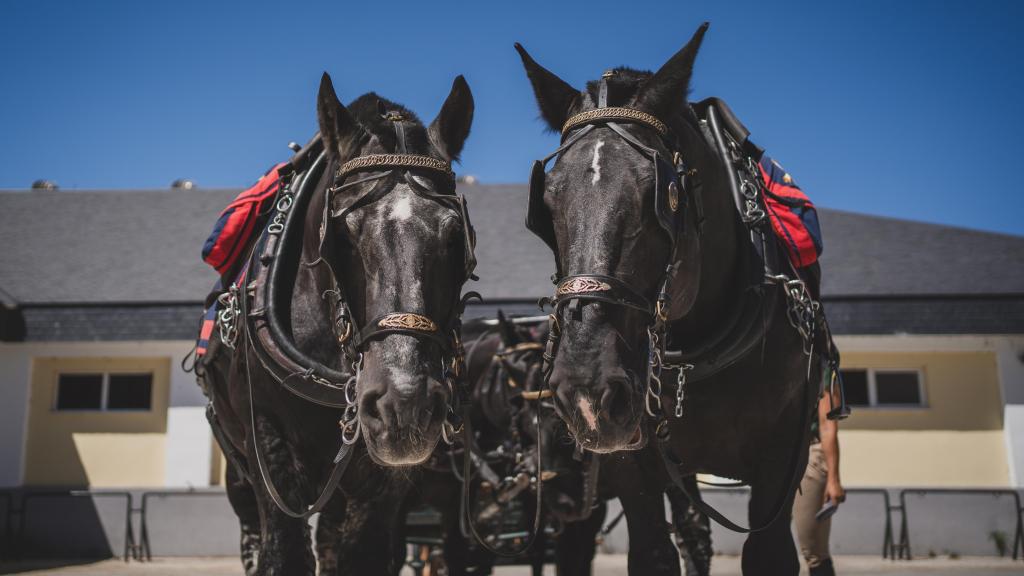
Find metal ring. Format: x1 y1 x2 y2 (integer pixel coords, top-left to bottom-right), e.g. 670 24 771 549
342 420 361 445
276 195 294 212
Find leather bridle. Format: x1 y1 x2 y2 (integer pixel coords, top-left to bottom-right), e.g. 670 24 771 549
528 73 704 418
238 111 478 519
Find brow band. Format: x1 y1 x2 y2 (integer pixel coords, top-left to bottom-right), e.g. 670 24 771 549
561 107 668 137
338 154 454 181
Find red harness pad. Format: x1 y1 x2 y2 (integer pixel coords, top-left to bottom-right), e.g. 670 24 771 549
202 162 286 275
758 155 822 269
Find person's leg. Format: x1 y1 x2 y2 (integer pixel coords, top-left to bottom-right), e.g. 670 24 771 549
792 443 833 574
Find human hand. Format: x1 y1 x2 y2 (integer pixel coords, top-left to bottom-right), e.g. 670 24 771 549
825 479 846 505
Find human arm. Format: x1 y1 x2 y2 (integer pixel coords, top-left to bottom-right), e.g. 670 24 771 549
818 390 845 505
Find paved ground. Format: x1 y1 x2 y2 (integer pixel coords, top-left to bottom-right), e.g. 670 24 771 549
1 556 1022 575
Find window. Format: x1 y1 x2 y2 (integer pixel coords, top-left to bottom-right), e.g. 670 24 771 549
55 372 153 411
839 368 924 408
55 374 103 410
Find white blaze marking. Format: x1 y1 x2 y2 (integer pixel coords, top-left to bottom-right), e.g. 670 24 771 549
391 196 412 221
578 396 599 431
591 139 604 184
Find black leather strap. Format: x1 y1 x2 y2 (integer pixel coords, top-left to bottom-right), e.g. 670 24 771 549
206 403 254 486
244 332 353 520
656 359 814 533
355 315 454 355
552 273 654 315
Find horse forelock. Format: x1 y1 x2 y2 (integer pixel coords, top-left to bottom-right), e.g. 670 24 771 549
346 93 432 156
582 67 700 140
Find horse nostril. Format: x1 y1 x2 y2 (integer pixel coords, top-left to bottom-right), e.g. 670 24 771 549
428 387 447 425
599 384 619 414
361 390 382 421
601 375 634 425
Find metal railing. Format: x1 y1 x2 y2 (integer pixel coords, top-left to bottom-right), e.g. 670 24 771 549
3 490 137 562
0 486 1020 563
894 488 1023 561
0 491 11 561
137 489 230 562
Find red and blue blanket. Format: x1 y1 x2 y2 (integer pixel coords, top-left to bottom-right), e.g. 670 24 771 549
201 162 286 275
757 154 822 269
197 162 283 356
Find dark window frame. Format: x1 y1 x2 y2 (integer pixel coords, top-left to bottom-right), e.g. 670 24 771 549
54 371 154 412
840 367 926 409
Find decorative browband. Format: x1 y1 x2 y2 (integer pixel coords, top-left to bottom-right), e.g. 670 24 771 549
556 277 612 297
377 313 439 333
338 154 454 181
561 107 668 137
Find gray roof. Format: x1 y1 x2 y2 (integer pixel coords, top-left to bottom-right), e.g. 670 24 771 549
1 185 1022 307
816 209 1024 297
0 188 234 304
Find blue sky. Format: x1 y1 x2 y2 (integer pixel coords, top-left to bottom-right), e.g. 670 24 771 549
2 0 1022 235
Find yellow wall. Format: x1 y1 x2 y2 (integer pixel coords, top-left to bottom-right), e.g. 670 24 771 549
840 351 1002 431
24 357 170 487
837 351 1008 486
841 430 1009 487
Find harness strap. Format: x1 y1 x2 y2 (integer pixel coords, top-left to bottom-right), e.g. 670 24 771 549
206 403 255 486
656 351 815 533
353 312 454 355
244 330 353 520
554 273 653 314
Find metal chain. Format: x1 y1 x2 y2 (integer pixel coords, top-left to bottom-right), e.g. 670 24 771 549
339 354 363 445
646 326 665 417
739 156 766 224
662 362 694 418
441 329 466 445
266 178 294 235
215 284 241 350
768 274 821 355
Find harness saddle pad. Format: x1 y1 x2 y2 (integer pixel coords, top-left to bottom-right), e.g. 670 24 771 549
202 162 287 275
757 154 822 269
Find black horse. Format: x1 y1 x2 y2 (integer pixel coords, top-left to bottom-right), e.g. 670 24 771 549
410 314 606 576
416 314 712 576
517 23 834 574
196 71 476 575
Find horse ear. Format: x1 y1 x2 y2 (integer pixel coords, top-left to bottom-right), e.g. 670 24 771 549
429 75 474 163
317 72 364 162
515 43 581 132
497 310 522 346
636 22 709 121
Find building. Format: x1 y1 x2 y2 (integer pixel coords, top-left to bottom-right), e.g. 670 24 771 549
1 184 1022 489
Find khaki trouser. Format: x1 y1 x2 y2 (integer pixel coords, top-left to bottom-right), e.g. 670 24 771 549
793 442 831 568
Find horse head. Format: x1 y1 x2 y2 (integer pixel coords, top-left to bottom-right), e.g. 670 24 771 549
516 24 726 452
314 72 475 465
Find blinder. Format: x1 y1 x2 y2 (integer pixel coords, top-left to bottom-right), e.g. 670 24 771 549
527 159 556 253
654 153 685 242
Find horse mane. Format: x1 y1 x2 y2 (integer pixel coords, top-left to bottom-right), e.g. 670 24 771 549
346 93 433 155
